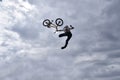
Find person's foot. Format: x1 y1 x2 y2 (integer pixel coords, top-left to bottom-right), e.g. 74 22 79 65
61 46 66 49
59 35 61 37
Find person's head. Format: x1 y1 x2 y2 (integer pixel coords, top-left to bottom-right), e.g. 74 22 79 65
64 25 69 28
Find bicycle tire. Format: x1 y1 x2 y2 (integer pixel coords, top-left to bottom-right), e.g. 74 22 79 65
55 18 64 26
43 19 50 27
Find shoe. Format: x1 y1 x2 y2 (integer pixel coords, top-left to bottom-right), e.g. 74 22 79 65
61 46 66 49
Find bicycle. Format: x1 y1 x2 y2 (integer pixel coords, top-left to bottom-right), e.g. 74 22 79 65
43 18 64 33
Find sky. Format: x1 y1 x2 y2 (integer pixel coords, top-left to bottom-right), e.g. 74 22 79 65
0 0 120 80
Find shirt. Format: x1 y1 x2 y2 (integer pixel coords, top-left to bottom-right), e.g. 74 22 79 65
63 27 71 33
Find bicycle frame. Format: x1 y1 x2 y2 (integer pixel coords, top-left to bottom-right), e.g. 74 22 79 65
49 23 58 30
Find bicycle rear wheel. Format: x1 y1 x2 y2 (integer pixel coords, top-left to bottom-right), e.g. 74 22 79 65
43 19 50 27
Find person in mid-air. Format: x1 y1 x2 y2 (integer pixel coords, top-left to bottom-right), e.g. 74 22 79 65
57 25 74 49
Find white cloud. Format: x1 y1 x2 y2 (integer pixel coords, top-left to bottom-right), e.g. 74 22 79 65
0 0 120 80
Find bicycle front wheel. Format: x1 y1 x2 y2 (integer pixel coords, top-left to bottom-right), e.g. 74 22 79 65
55 18 64 26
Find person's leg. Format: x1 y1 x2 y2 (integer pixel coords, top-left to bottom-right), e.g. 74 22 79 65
59 33 66 37
61 33 72 49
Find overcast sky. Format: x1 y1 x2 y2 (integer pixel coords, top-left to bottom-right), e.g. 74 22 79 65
0 0 120 80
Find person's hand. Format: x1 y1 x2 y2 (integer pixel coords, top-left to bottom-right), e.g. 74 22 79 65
72 27 74 29
70 25 74 29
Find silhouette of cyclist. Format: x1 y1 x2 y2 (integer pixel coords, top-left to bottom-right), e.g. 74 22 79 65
57 25 74 49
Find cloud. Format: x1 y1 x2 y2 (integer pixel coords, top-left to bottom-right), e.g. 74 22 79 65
0 0 120 80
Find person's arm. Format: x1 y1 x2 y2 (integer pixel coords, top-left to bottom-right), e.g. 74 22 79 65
70 25 74 29
56 29 64 32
